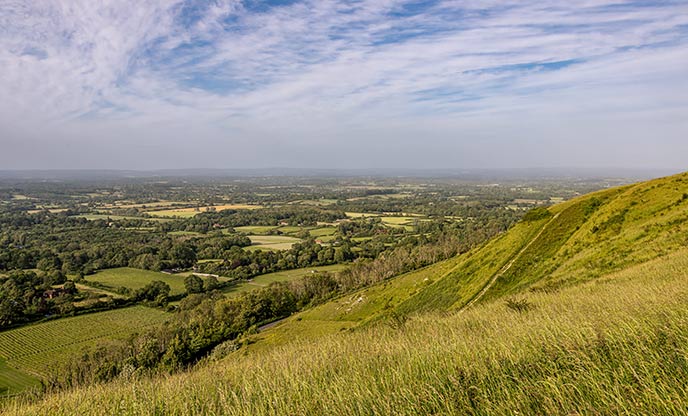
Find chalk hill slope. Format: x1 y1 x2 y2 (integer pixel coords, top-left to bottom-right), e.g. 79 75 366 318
6 172 688 415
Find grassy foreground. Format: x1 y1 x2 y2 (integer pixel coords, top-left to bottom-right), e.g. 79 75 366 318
7 248 688 415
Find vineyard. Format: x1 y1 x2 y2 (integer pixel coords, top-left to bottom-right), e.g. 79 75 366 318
0 306 169 393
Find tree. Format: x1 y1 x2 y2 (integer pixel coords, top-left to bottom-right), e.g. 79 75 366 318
184 274 204 294
63 280 77 295
134 281 171 304
203 275 219 292
170 243 197 268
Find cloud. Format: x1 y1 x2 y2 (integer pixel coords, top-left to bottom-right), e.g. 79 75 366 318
0 0 686 169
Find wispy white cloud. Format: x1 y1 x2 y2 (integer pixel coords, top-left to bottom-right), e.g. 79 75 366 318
0 0 686 169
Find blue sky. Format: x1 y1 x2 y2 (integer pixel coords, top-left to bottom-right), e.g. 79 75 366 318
1 0 687 170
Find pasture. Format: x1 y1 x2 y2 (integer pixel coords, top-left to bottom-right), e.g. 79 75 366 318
87 268 188 295
246 235 302 251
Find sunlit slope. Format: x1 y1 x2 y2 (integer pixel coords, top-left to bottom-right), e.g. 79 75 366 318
10 247 688 415
398 172 688 312
253 172 687 347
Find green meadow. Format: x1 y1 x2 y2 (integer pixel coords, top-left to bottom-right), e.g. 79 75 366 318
246 235 302 251
86 268 188 295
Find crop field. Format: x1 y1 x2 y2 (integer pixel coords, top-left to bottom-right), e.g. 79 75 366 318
147 204 263 218
0 307 169 392
87 267 188 295
222 264 348 297
246 235 302 251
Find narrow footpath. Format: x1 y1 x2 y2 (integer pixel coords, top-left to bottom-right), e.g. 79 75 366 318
461 212 561 311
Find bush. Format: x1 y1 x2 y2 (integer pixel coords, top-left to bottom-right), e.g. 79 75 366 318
521 207 552 222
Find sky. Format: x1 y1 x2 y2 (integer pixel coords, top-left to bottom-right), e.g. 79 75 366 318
1 0 687 171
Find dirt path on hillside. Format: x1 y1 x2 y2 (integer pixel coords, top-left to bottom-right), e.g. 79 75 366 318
461 212 561 311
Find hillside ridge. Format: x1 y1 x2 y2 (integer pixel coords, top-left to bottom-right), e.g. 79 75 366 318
461 211 562 311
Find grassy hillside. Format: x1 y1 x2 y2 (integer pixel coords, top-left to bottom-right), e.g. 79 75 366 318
395 172 688 313
5 172 688 413
240 172 688 350
7 247 688 415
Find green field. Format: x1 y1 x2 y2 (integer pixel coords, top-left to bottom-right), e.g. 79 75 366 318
0 307 169 394
344 212 380 218
222 264 349 297
234 225 277 234
87 268 188 295
246 235 302 251
308 227 336 238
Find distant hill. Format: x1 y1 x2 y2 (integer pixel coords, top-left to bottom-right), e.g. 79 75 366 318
7 172 688 415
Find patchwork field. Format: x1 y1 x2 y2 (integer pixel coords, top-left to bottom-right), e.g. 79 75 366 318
0 307 169 395
86 268 188 295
